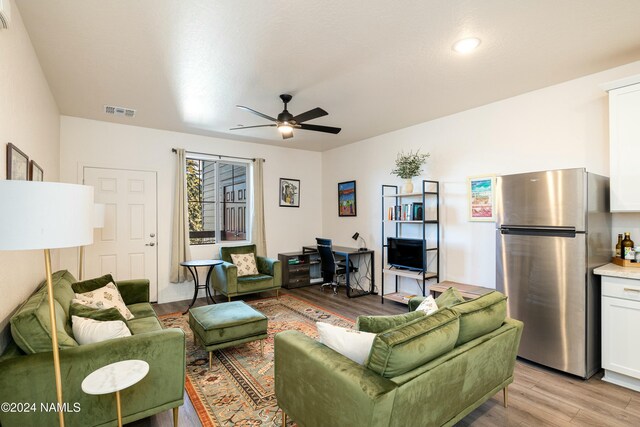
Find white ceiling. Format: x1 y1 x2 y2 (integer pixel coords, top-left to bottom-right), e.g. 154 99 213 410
16 0 640 152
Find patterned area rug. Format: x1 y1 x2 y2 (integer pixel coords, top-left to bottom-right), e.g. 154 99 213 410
159 295 354 427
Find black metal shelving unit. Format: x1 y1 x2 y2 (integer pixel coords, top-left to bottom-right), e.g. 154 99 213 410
380 180 440 304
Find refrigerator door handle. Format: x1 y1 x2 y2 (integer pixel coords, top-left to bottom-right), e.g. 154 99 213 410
499 225 577 237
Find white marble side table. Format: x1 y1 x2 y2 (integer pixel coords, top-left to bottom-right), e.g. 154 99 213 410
81 360 150 427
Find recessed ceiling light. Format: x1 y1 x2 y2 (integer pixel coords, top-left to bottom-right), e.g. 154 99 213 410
452 37 481 54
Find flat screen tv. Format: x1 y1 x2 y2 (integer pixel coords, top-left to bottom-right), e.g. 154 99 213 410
387 237 424 271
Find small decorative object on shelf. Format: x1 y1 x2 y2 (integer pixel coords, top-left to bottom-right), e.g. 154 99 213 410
391 150 430 194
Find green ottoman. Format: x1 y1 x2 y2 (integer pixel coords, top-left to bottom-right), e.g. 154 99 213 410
188 301 268 369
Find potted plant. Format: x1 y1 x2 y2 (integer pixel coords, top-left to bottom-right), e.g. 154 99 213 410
391 150 430 193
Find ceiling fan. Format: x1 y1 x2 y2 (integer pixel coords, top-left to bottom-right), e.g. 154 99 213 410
230 94 341 139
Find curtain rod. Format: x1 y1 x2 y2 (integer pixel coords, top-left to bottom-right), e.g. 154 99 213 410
171 148 264 162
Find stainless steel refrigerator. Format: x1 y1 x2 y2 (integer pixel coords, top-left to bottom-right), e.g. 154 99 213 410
496 168 611 378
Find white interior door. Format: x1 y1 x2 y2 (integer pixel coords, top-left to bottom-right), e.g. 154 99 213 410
84 167 158 301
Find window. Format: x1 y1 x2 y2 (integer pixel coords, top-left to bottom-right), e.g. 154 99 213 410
186 158 249 245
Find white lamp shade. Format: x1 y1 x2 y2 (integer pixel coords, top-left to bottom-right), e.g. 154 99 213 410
0 181 94 250
93 203 106 228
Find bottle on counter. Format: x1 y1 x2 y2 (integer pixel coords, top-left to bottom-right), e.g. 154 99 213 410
615 233 623 258
622 232 635 260
635 246 640 263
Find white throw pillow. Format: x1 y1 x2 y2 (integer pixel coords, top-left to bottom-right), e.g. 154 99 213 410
415 295 439 315
71 316 131 345
316 322 376 365
75 282 134 320
230 253 259 277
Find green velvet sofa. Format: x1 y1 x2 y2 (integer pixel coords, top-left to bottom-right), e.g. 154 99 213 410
0 270 185 427
211 244 282 301
275 291 523 427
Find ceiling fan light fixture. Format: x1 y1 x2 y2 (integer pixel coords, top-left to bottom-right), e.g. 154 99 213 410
452 37 481 54
278 123 293 133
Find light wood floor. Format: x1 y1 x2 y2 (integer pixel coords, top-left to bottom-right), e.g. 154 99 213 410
131 286 640 427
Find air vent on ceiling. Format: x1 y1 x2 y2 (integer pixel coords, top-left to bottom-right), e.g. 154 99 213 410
0 0 11 29
104 105 136 117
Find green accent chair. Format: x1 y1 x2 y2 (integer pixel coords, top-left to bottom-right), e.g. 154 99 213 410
0 270 185 427
211 244 282 301
275 290 523 427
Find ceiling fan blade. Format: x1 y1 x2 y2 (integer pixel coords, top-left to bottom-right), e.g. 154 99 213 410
237 105 277 122
292 107 328 123
282 131 294 140
230 124 277 130
299 123 341 134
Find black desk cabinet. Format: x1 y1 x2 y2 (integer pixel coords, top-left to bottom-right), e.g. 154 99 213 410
278 251 320 289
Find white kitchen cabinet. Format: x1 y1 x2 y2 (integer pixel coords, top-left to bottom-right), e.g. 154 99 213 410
601 275 640 391
608 82 640 211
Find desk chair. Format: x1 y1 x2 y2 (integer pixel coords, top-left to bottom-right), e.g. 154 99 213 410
315 238 358 295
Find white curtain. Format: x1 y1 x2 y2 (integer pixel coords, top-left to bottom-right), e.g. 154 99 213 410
251 158 267 256
170 148 192 283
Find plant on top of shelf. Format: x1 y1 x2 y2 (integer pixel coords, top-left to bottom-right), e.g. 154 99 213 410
391 150 430 193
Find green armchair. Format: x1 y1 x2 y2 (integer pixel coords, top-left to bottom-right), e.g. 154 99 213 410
211 244 282 301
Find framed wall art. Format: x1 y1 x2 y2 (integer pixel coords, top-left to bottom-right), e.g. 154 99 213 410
338 180 357 217
6 143 29 181
279 178 300 207
468 175 496 222
30 160 44 181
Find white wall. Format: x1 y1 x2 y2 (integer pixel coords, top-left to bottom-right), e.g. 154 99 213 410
59 116 322 303
322 60 640 296
0 1 61 349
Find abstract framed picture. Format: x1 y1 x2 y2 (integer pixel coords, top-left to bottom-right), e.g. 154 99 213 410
338 180 357 217
468 175 496 222
6 143 29 181
30 160 44 181
279 178 300 207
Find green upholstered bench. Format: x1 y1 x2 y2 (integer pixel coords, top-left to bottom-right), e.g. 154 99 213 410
188 301 268 369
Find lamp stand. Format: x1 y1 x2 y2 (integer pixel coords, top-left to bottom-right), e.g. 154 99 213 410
44 248 66 426
78 246 84 280
358 236 368 251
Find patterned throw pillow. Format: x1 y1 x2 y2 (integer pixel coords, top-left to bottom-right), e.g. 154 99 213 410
230 253 259 277
415 295 439 315
74 282 134 320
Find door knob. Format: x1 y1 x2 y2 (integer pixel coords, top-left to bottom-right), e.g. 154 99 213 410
150 233 156 238
146 242 155 247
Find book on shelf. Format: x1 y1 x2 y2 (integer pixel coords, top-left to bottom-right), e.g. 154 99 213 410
387 202 423 221
412 202 423 221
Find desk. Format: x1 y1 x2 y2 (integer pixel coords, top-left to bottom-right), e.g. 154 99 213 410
302 245 374 298
180 259 223 314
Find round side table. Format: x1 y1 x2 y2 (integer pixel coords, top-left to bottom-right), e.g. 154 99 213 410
180 259 224 314
82 360 150 427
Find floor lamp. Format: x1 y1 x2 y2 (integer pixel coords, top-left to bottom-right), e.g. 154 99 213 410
79 203 105 280
0 181 94 427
